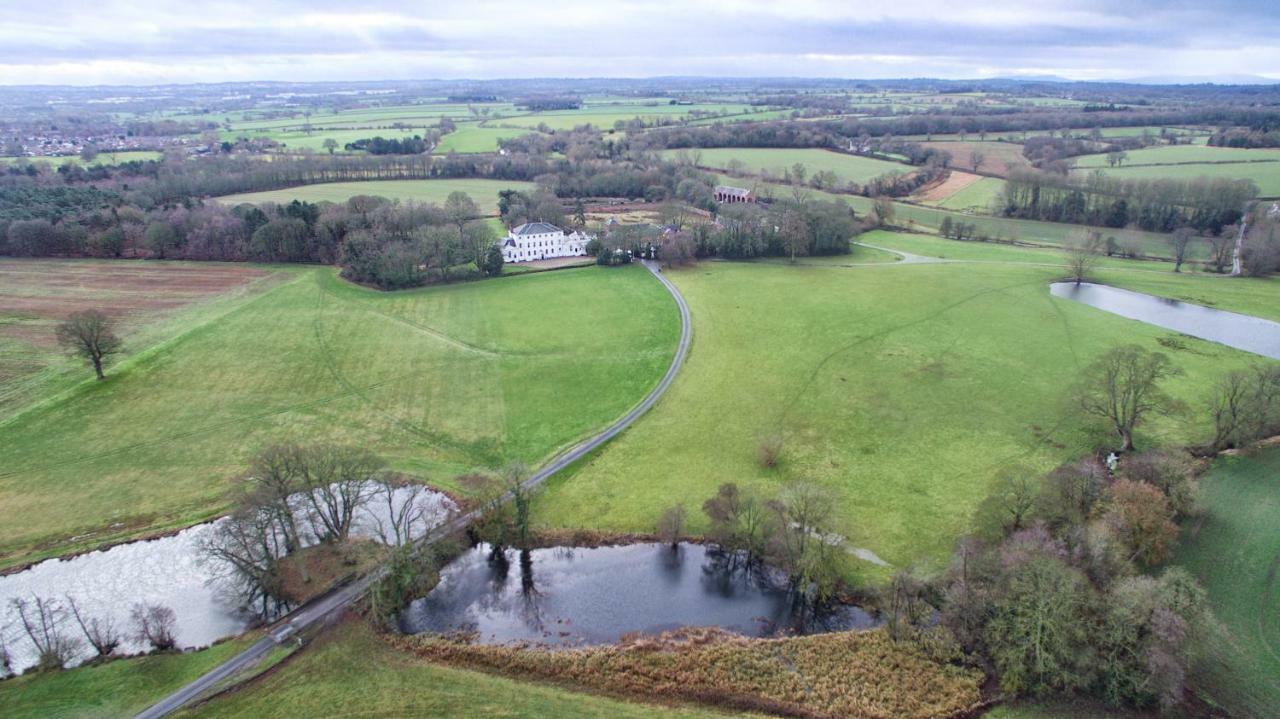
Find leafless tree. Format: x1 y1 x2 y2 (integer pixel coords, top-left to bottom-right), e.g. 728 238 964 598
55 310 122 380
1208 364 1280 451
201 505 288 614
10 596 82 671
1075 345 1183 452
130 602 177 651
768 482 840 602
969 150 986 174
297 445 381 543
65 596 120 658
757 433 784 469
656 505 686 549
778 206 810 263
1064 231 1103 284
1167 227 1196 272
502 462 533 551
243 444 304 553
370 475 429 547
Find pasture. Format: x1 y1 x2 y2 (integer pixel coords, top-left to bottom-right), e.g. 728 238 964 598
1074 161 1280 197
1171 447 1280 718
434 126 537 154
535 238 1268 574
229 126 427 154
0 259 277 420
933 177 1006 212
672 147 909 184
0 263 678 568
215 179 536 213
1073 143 1280 168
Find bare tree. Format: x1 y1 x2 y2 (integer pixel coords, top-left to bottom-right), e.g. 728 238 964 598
1208 365 1280 451
243 444 304 553
969 150 986 174
757 433 784 468
1064 232 1102 284
55 310 122 380
1167 227 1195 272
778 206 809 263
201 505 288 615
298 445 380 543
65 596 120 658
10 596 82 671
502 462 533 551
370 475 429 547
768 482 840 602
1075 345 1183 451
130 602 177 651
656 505 686 549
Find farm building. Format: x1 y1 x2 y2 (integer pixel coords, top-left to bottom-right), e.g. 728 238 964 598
500 222 594 263
714 185 755 203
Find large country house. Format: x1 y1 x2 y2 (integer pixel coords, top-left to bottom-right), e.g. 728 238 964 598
500 222 593 263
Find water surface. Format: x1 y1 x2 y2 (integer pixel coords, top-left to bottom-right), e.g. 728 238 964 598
1050 282 1280 359
399 542 877 645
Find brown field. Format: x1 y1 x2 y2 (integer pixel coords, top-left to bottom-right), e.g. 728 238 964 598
0 259 274 416
912 169 983 203
919 141 1031 176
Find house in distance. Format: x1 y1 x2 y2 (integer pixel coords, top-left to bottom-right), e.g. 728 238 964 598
714 185 755 204
500 221 594 263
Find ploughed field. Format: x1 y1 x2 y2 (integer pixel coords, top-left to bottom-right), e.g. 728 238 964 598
535 235 1274 575
0 262 678 569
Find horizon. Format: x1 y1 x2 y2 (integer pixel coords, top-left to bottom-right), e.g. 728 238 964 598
3 0 1278 86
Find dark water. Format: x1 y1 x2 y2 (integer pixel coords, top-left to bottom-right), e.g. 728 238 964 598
398 542 878 645
1050 282 1280 359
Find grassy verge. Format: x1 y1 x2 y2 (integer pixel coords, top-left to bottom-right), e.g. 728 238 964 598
397 626 982 719
0 637 254 719
183 620 737 719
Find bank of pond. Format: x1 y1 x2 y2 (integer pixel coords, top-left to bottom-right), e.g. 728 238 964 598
1 514 877 675
1050 281 1280 359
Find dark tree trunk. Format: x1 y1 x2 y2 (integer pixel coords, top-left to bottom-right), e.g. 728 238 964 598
92 355 104 380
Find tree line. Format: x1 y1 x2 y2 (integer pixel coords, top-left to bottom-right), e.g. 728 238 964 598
1001 169 1255 233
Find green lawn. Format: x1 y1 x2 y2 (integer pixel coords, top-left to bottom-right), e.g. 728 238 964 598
1074 160 1280 197
435 126 539 154
934 177 1006 212
182 620 734 719
0 637 253 719
227 126 428 153
1171 447 1280 718
215 179 536 214
672 147 908 184
0 264 678 568
1074 144 1280 168
534 252 1269 577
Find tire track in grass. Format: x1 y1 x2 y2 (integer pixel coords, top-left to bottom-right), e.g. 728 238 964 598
309 279 487 463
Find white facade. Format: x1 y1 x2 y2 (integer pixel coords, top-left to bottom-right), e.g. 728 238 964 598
500 222 593 263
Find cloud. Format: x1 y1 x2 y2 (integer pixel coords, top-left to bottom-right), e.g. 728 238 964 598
0 0 1276 84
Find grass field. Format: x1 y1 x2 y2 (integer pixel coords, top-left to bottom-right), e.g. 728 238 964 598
434 126 538 154
0 260 279 420
1073 144 1280 168
534 238 1270 576
495 104 762 131
672 147 908 184
181 620 731 719
1171 447 1280 718
0 636 254 719
1074 161 1280 197
228 126 428 154
215 179 536 213
0 263 678 569
933 177 1007 212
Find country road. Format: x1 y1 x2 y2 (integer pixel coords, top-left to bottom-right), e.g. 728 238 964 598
135 259 691 719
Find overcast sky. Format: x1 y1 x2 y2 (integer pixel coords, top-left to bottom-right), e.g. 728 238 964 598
2 0 1277 85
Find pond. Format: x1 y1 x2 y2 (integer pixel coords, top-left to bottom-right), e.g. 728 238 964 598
0 485 454 674
1050 282 1280 360
398 542 878 646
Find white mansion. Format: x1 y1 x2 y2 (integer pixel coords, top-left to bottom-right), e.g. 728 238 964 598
499 222 594 263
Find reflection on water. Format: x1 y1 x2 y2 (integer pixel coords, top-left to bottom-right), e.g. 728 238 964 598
1050 282 1280 359
0 485 453 674
399 542 878 646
